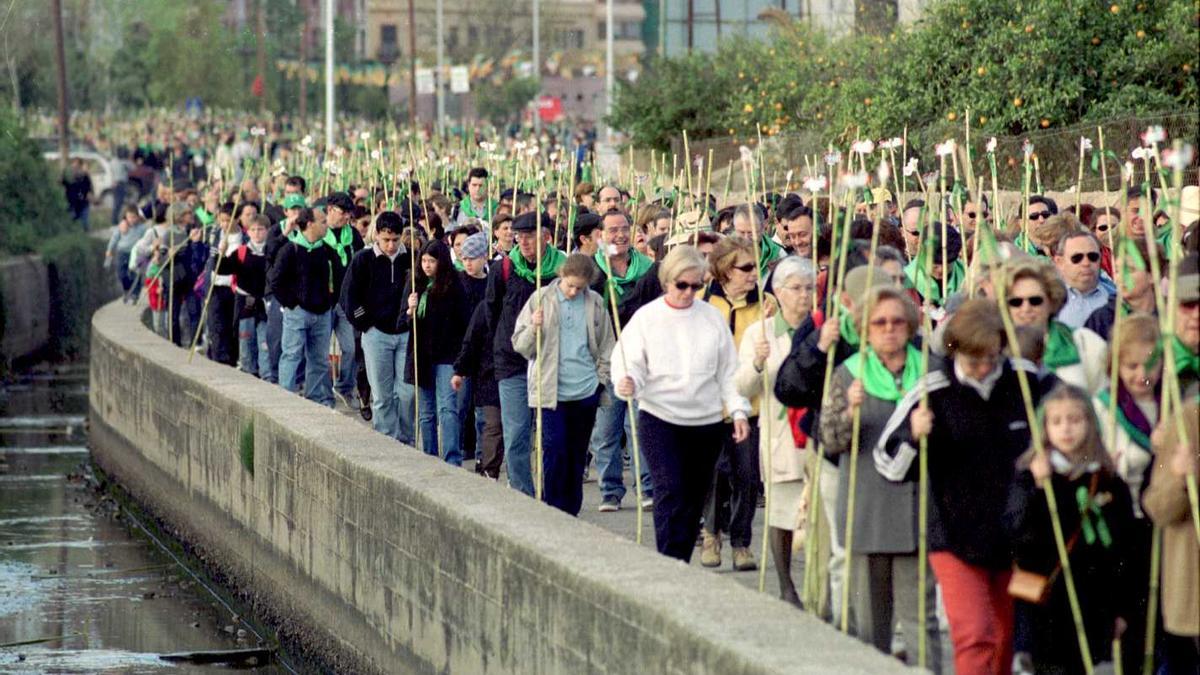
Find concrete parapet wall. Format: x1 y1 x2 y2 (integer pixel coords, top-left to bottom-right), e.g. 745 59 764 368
89 300 910 674
0 255 50 363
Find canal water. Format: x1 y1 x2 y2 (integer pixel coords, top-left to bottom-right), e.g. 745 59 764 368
0 363 285 673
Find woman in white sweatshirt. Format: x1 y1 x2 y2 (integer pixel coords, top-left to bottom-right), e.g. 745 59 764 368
612 245 751 562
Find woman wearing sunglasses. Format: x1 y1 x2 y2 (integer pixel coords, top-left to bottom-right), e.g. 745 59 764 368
699 235 770 571
612 245 751 562
1004 258 1108 392
820 285 942 670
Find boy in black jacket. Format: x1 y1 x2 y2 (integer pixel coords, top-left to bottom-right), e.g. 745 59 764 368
219 214 271 380
323 192 366 410
267 208 336 407
263 193 309 386
340 212 414 443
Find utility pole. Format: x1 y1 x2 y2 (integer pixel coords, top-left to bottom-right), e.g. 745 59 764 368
686 0 694 52
256 0 267 113
659 0 665 57
435 0 445 136
299 0 308 122
407 0 417 126
605 0 613 142
325 0 334 151
51 0 69 170
532 0 540 136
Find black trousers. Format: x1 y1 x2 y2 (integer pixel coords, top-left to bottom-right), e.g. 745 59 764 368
638 411 724 562
540 389 601 516
207 286 239 366
703 419 760 548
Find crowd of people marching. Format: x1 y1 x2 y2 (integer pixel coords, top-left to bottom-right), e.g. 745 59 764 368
103 119 1199 675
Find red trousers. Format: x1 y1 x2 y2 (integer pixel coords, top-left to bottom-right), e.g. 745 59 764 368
930 552 1015 675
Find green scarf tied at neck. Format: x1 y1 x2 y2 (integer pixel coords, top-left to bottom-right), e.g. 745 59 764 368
1043 321 1081 369
417 288 429 319
838 304 861 348
1076 485 1113 548
1172 334 1200 378
594 249 653 302
291 234 333 294
509 244 566 284
323 225 355 267
904 256 965 306
843 344 922 402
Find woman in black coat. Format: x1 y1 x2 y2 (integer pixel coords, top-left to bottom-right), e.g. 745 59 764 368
402 239 471 465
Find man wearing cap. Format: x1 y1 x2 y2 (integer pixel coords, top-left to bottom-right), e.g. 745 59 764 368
457 167 497 226
486 211 566 496
341 212 413 441
260 192 310 384
324 192 366 410
571 212 603 256
589 209 655 511
904 224 964 308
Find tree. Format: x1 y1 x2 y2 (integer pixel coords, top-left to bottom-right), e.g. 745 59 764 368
474 76 539 128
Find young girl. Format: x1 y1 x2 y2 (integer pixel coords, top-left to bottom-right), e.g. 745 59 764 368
1005 384 1136 674
402 239 471 465
511 253 615 516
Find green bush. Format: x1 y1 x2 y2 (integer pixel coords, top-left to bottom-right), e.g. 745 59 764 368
612 0 1199 150
39 234 113 360
0 108 75 254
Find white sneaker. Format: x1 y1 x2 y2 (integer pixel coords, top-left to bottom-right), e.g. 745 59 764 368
639 495 654 509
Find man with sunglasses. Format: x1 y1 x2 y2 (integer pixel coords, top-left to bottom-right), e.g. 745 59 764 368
1054 230 1112 329
900 199 925 259
1015 195 1059 256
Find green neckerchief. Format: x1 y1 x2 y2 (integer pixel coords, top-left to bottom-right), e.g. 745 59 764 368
594 248 653 303
1172 334 1200 378
509 244 566 284
1013 232 1043 257
1076 484 1113 548
459 196 497 221
843 344 922 402
758 235 785 278
195 207 214 226
904 257 965 305
838 305 861 348
323 225 354 267
1096 389 1151 450
291 233 334 295
417 288 429 318
453 258 464 271
1044 320 1081 369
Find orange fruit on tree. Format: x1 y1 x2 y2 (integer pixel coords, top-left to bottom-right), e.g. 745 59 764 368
1013 97 1024 107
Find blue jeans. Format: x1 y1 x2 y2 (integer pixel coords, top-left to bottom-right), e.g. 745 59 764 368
264 297 285 385
331 305 357 399
361 328 414 444
278 307 333 407
588 383 653 501
418 364 462 466
498 375 534 496
238 315 271 380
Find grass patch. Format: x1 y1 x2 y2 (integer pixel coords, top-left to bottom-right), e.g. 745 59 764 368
239 418 255 477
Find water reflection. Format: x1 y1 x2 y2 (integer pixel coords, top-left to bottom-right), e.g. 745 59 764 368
0 365 282 673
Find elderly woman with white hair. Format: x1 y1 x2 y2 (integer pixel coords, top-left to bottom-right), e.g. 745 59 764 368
734 256 815 606
613 245 751 562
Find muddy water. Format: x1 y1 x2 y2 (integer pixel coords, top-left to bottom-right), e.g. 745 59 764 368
0 365 285 673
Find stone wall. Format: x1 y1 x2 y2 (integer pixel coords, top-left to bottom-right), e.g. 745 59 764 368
0 255 50 365
89 300 910 675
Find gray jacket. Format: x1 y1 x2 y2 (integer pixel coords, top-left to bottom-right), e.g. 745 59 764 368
511 284 614 410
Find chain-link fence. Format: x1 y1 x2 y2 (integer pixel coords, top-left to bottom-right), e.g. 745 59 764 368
670 111 1199 193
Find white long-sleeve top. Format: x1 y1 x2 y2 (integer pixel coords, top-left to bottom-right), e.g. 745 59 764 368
611 297 750 426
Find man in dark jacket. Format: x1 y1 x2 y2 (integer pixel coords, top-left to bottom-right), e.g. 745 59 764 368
485 211 564 495
263 193 309 384
267 208 336 407
340 212 414 442
324 192 366 410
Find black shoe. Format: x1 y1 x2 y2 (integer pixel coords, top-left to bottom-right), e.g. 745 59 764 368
359 403 372 421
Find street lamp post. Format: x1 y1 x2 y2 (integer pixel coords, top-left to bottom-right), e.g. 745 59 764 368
325 0 335 151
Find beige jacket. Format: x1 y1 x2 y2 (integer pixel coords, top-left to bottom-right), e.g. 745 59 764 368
1142 411 1199 637
734 314 808 483
512 284 615 410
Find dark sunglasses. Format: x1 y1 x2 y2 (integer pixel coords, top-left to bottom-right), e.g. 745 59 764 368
1094 223 1111 232
674 280 705 292
1069 252 1101 264
1181 299 1200 310
731 263 756 273
1008 295 1046 308
1029 211 1052 220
